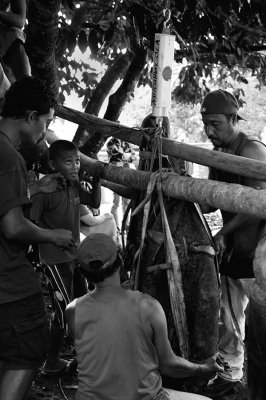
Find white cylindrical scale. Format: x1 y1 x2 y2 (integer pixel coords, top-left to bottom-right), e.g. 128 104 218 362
151 33 175 118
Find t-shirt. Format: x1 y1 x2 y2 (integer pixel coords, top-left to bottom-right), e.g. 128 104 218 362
30 181 88 264
0 132 41 304
74 290 162 400
209 132 266 278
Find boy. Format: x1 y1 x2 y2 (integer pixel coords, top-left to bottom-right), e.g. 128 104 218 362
30 139 103 374
0 77 74 400
66 233 223 400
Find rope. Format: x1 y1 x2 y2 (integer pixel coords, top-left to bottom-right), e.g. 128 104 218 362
131 125 189 357
163 0 171 33
58 378 69 400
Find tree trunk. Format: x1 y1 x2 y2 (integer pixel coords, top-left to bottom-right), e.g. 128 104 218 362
77 46 147 158
248 281 266 400
73 52 132 150
104 47 147 121
80 153 266 220
26 0 61 95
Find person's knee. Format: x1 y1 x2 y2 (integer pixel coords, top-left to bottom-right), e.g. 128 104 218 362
4 40 30 79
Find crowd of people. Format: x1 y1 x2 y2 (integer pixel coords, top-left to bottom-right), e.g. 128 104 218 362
0 72 266 400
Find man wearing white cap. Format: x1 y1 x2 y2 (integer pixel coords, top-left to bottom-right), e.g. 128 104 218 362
200 89 266 397
66 233 223 400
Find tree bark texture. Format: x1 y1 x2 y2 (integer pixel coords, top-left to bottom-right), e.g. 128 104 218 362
56 105 266 183
104 47 147 122
248 282 266 400
77 47 147 158
80 154 266 220
26 0 61 95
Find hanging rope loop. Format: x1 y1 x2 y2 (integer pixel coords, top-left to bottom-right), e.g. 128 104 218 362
163 0 171 33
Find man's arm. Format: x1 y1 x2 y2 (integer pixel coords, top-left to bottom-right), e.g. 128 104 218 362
140 294 223 378
0 206 74 248
0 0 26 29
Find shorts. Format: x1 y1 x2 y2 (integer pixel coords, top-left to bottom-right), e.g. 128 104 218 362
0 292 50 369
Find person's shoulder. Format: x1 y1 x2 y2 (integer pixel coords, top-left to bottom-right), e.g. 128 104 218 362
0 135 19 168
66 297 78 312
139 292 163 318
239 135 266 162
65 298 78 321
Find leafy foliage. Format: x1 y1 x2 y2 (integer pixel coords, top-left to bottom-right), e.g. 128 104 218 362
53 0 266 109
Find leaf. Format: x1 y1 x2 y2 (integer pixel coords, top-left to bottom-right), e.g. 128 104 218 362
67 30 77 56
88 29 99 56
78 30 88 54
82 71 98 86
58 91 65 104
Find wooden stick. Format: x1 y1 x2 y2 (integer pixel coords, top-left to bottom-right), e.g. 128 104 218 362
80 153 266 220
56 105 266 182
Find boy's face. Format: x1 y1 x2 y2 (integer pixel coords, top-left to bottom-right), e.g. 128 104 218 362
51 150 81 181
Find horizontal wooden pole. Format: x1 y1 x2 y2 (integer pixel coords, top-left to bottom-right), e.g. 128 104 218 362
56 105 266 182
56 105 133 137
80 154 266 220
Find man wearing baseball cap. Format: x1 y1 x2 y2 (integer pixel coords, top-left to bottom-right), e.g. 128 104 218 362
201 89 266 397
66 233 223 400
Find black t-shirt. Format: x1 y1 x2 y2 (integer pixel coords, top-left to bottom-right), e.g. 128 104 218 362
209 132 266 279
0 132 41 304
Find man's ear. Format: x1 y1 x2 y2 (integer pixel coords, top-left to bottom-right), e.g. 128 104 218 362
48 159 56 171
231 114 238 125
26 110 38 123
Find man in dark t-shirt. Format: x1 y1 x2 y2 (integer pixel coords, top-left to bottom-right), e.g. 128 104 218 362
200 90 266 398
0 77 74 400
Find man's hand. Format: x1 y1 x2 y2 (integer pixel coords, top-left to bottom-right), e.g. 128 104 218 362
51 229 76 249
199 354 225 378
213 231 227 264
30 173 66 196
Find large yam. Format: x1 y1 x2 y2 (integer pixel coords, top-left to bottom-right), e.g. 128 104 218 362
126 196 220 393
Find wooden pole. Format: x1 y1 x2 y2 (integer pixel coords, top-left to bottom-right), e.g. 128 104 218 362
56 105 266 182
80 153 266 220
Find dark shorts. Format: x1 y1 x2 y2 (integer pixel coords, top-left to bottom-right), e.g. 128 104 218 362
0 292 50 370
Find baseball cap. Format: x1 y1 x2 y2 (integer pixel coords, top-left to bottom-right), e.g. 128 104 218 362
77 233 118 272
200 89 245 120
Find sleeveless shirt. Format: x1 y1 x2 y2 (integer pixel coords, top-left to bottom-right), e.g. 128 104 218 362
209 132 266 278
74 289 162 400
